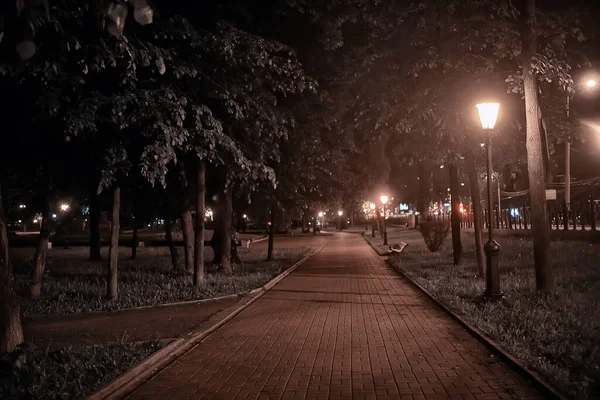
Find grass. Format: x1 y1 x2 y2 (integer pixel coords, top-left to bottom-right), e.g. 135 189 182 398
364 225 424 254
13 245 312 317
388 228 600 399
1 341 163 398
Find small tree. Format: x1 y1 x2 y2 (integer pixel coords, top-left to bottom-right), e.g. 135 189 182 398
418 221 450 253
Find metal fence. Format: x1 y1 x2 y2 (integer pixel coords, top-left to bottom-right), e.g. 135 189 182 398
460 196 598 231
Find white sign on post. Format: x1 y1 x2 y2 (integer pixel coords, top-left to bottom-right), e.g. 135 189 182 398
545 189 557 200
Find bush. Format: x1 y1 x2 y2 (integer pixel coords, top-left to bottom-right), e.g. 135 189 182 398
418 221 449 252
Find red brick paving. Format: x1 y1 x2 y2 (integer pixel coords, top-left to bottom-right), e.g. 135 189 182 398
127 233 541 400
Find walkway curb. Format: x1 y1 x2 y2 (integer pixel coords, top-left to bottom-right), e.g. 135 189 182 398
361 233 392 256
90 244 328 400
383 257 567 400
25 293 243 322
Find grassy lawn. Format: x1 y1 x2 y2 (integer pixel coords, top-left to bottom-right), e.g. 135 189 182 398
1 341 163 398
13 245 312 316
364 225 422 254
388 229 600 399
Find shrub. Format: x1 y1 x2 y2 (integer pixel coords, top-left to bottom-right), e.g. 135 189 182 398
418 220 450 252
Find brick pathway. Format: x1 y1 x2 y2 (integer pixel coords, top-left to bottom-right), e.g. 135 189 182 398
128 234 541 400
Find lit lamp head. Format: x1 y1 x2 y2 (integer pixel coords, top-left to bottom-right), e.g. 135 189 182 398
370 203 376 210
60 203 70 212
476 103 500 130
586 79 596 88
318 212 324 217
337 210 343 216
380 195 389 205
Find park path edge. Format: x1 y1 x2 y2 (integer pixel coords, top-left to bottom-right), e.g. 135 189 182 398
89 241 328 400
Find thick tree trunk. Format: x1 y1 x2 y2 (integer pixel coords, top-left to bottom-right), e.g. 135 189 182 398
181 209 194 275
267 202 275 261
0 185 24 353
449 163 462 265
465 146 485 277
89 190 102 261
522 0 552 291
211 188 233 274
29 199 52 298
302 212 308 233
107 187 120 301
131 220 138 260
164 205 179 271
194 161 206 287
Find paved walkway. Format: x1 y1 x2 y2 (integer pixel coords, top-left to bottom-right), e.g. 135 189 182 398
128 234 541 400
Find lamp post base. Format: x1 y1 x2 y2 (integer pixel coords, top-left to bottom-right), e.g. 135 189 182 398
383 231 388 246
484 239 502 299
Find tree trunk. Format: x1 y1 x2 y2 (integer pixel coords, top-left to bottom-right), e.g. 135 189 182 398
107 187 120 301
267 202 275 261
89 190 102 261
302 212 308 233
449 162 462 265
164 205 179 271
0 185 24 353
211 188 233 274
29 199 52 298
417 163 427 217
521 0 552 292
194 161 206 287
465 146 485 277
131 220 138 260
181 209 194 275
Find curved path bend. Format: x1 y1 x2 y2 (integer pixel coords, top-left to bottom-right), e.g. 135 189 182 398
128 233 541 400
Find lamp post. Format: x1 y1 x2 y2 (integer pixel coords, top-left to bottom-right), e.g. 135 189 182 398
369 203 376 237
318 211 324 233
337 210 343 231
380 195 389 245
476 102 502 300
565 78 597 228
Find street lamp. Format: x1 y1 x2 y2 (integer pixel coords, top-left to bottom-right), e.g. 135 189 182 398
60 203 70 212
565 76 598 225
369 203 376 237
337 210 343 231
476 102 502 300
380 195 389 245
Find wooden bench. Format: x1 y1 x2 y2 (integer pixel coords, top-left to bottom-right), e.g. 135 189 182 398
389 241 408 254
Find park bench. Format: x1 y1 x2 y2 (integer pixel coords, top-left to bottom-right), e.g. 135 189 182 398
389 241 408 254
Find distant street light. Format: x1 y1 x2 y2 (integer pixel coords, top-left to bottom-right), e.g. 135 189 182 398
565 76 598 220
60 203 70 212
476 102 502 300
380 195 389 245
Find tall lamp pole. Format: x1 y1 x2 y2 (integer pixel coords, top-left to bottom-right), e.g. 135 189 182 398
337 210 343 231
476 103 503 300
565 78 597 226
380 195 388 245
370 203 376 237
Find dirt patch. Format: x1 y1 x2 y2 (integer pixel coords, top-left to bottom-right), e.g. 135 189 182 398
23 297 239 349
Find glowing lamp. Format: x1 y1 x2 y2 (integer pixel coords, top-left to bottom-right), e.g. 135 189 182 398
586 79 596 88
380 195 389 204
476 103 500 130
337 211 343 216
370 203 376 210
